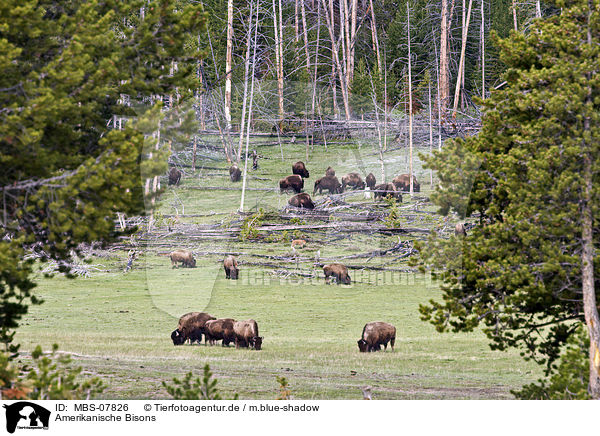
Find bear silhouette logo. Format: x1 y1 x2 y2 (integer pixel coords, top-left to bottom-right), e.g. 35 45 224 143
3 402 50 433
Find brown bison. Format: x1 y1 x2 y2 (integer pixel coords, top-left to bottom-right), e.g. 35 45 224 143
279 174 304 193
365 173 376 190
230 164 242 182
455 223 467 236
288 192 315 209
313 176 342 195
325 166 336 177
168 167 182 186
373 183 402 202
292 161 309 178
171 312 216 345
323 263 351 285
233 319 263 350
341 173 365 192
205 318 236 346
392 174 420 192
170 249 196 268
357 321 396 352
224 255 239 280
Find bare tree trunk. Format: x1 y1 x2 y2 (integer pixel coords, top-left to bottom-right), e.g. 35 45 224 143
311 1 321 144
383 45 387 152
225 0 234 130
535 0 542 18
511 0 518 32
407 2 414 196
369 74 385 184
439 0 450 116
295 0 300 43
301 0 311 72
240 0 260 213
329 0 339 118
273 0 284 121
428 76 433 186
237 0 255 163
481 0 485 99
350 0 357 83
583 2 600 399
369 0 382 74
452 0 473 117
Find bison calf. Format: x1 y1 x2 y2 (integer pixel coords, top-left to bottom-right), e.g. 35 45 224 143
168 167 182 186
323 263 351 285
205 318 236 346
171 312 216 345
292 161 310 178
170 250 196 268
233 319 262 350
392 174 420 192
279 174 304 193
455 223 467 236
365 173 376 190
373 183 402 202
357 322 396 353
325 166 336 177
224 255 239 280
291 239 306 249
230 164 242 182
288 192 315 210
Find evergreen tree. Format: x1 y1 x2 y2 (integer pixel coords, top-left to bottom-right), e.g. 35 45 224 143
418 0 600 397
0 0 206 355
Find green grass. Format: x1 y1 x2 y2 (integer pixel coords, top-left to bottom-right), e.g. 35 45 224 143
14 135 542 399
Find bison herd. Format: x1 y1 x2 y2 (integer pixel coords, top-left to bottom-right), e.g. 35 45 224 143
172 312 262 350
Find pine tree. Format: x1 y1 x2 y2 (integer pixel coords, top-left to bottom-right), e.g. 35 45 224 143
418 0 600 397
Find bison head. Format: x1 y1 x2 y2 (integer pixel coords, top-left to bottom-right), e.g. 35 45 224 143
252 336 263 350
341 273 351 285
189 258 196 268
171 329 185 345
230 267 239 280
357 339 368 352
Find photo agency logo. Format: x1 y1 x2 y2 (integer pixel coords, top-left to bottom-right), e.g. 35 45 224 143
2 402 50 433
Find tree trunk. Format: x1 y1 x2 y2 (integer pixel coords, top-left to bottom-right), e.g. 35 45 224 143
582 1 600 399
452 0 473 118
237 0 255 163
407 2 413 195
369 0 382 74
481 0 485 98
225 0 234 130
439 0 449 116
301 0 311 73
511 0 518 32
273 0 284 121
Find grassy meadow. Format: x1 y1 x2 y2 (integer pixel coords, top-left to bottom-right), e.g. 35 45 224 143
15 135 542 399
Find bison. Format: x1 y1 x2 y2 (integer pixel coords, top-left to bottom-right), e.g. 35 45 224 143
279 174 304 193
357 321 396 353
168 167 182 186
171 312 216 345
292 161 310 178
365 173 376 190
313 176 342 195
392 174 420 192
455 223 467 236
325 166 336 177
323 263 351 285
170 249 196 268
205 318 236 346
341 173 365 192
230 164 242 182
224 255 239 280
373 183 402 202
291 239 306 249
233 319 262 350
288 192 315 210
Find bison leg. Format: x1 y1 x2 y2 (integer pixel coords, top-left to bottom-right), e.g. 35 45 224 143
390 337 395 351
224 266 230 279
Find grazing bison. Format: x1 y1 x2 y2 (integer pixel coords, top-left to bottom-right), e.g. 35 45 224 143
392 174 420 192
373 183 402 202
288 192 315 210
325 166 336 177
291 239 306 249
279 174 304 193
170 249 196 268
323 263 351 285
357 321 396 353
341 173 365 192
223 255 239 280
365 173 376 190
455 223 467 236
292 161 310 178
233 319 263 350
205 318 236 346
230 164 242 182
168 167 182 186
171 312 216 345
313 176 342 195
